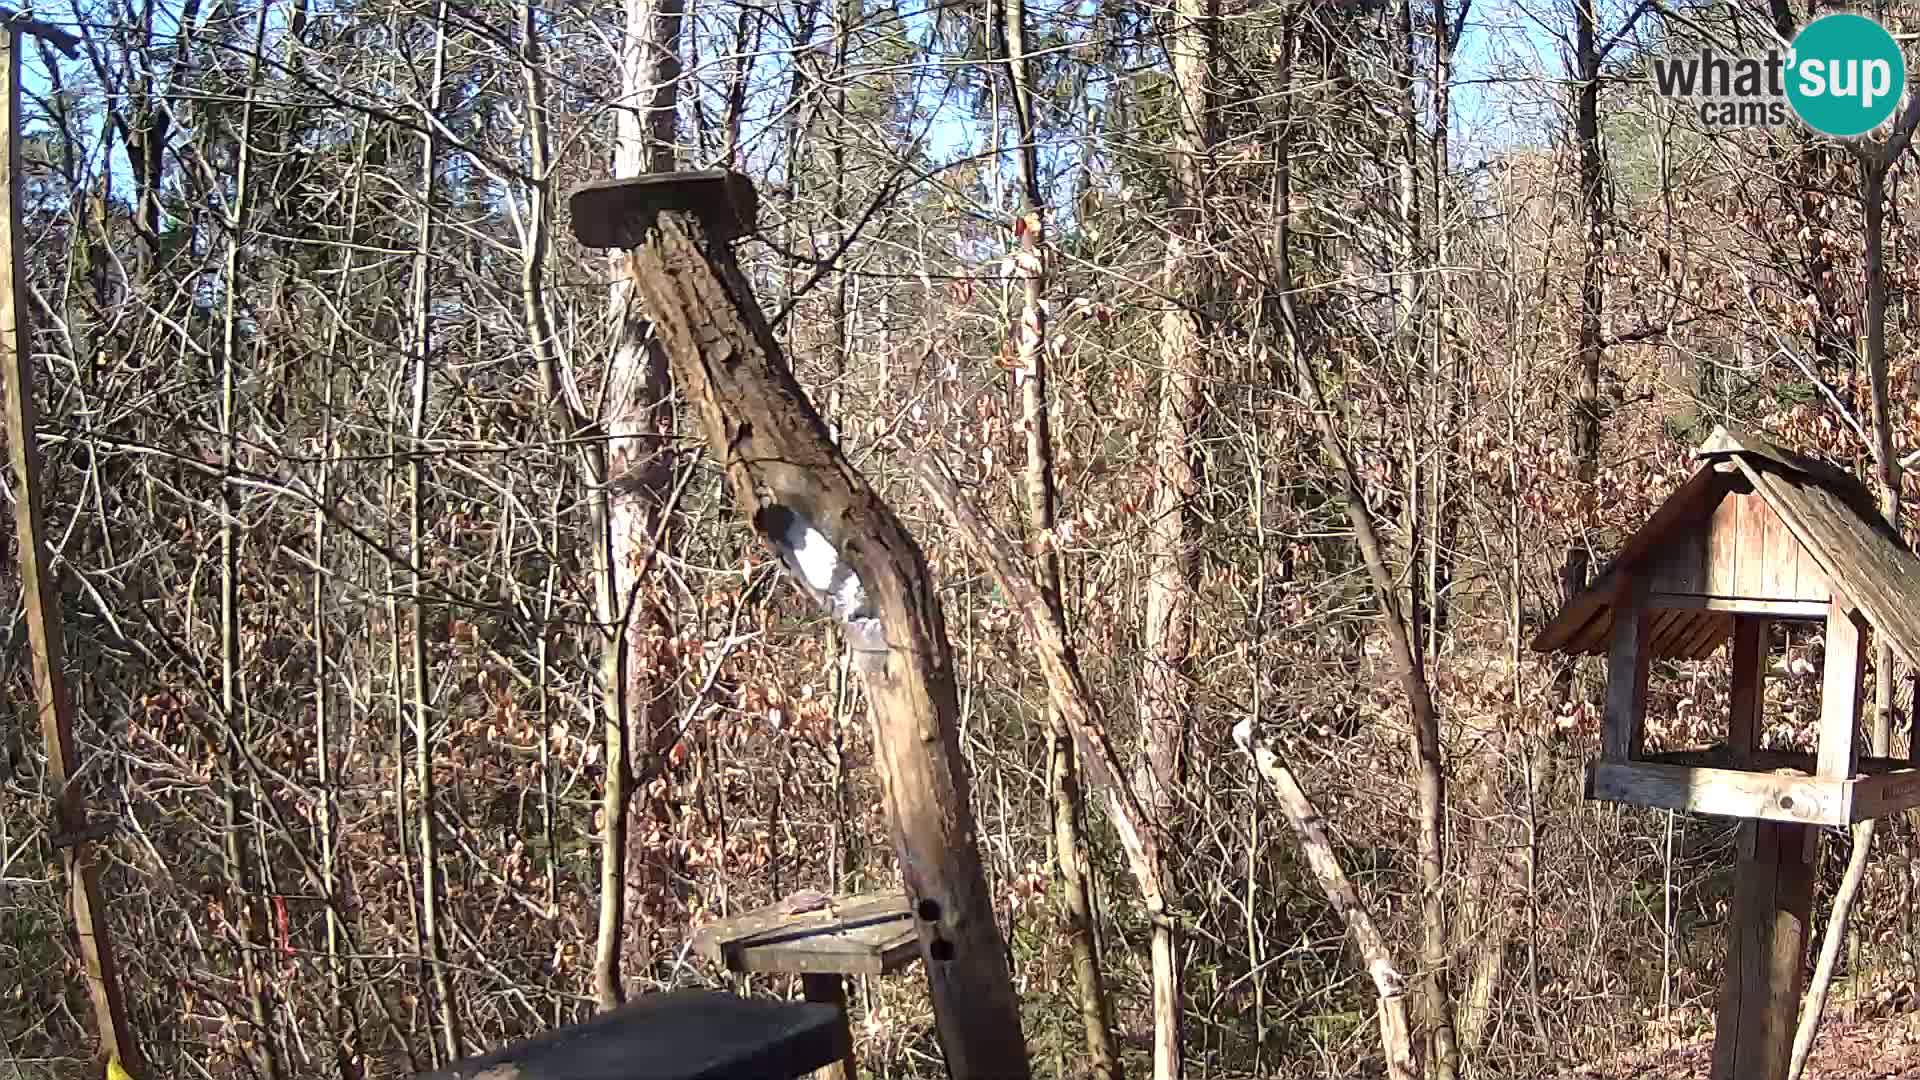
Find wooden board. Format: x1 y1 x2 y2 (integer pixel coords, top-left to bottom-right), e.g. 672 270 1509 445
420 990 849 1080
1602 575 1652 762
1588 754 1920 824
1661 490 1833 603
1585 760 1848 825
692 892 919 978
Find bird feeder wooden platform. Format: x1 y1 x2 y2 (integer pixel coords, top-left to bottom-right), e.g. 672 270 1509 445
691 892 918 1080
1534 425 1920 1080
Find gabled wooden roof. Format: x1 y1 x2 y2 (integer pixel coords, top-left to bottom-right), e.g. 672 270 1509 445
1532 425 1920 669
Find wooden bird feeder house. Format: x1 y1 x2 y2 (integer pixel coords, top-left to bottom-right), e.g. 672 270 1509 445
1534 424 1920 1080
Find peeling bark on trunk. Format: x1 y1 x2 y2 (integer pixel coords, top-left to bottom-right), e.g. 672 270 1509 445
595 0 684 1007
1139 0 1216 1071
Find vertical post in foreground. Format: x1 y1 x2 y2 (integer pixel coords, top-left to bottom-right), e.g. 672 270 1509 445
567 170 1031 1080
0 15 142 1077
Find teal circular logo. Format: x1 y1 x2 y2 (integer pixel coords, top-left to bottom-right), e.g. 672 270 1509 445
1787 13 1906 137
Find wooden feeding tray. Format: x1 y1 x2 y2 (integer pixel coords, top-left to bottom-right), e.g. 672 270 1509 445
690 891 919 1080
692 891 919 978
1587 745 1920 826
420 989 850 1080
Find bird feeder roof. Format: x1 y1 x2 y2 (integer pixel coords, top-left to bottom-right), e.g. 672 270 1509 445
1532 425 1920 668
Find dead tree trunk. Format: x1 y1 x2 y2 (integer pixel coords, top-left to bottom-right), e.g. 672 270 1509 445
568 171 1031 1080
915 459 1173 1077
1234 721 1419 1080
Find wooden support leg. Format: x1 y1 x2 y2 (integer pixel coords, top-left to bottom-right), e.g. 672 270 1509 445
1712 820 1815 1080
804 974 857 1080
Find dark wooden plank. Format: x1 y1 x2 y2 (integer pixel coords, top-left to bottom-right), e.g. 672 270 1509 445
802 975 858 1080
421 990 849 1080
1648 522 1707 594
569 170 759 247
1603 575 1652 762
1849 767 1920 821
1729 618 1768 766
692 893 918 978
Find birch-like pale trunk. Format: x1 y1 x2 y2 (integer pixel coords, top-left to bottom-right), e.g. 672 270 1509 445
999 0 1121 1072
407 5 461 1060
594 0 683 1007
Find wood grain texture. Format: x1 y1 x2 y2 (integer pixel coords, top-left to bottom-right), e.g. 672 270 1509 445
1602 575 1652 762
1710 821 1814 1080
691 892 917 978
1819 607 1867 780
1729 618 1768 767
1584 760 1848 825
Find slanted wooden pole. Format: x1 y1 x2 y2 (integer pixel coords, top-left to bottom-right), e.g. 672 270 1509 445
1712 615 1813 1080
0 16 140 1077
567 170 1031 1080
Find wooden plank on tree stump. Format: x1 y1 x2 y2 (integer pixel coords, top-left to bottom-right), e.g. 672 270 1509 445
419 990 847 1080
566 170 1031 1080
692 892 918 978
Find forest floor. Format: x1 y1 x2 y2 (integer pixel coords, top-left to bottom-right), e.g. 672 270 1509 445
1561 1011 1920 1078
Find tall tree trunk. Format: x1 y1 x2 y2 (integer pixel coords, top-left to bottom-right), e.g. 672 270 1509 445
407 5 461 1060
1140 0 1215 1072
999 0 1122 1073
595 0 684 1007
1564 0 1603 608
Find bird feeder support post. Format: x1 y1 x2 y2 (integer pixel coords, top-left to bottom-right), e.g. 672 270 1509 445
0 13 141 1077
1711 614 1825 1080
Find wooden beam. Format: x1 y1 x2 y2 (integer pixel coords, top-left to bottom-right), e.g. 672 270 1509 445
1584 760 1849 826
1603 575 1652 762
1729 618 1768 767
1648 593 1829 619
566 171 1030 1080
1711 820 1814 1080
802 975 858 1080
1819 606 1867 780
1847 767 1920 821
0 28 139 1076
